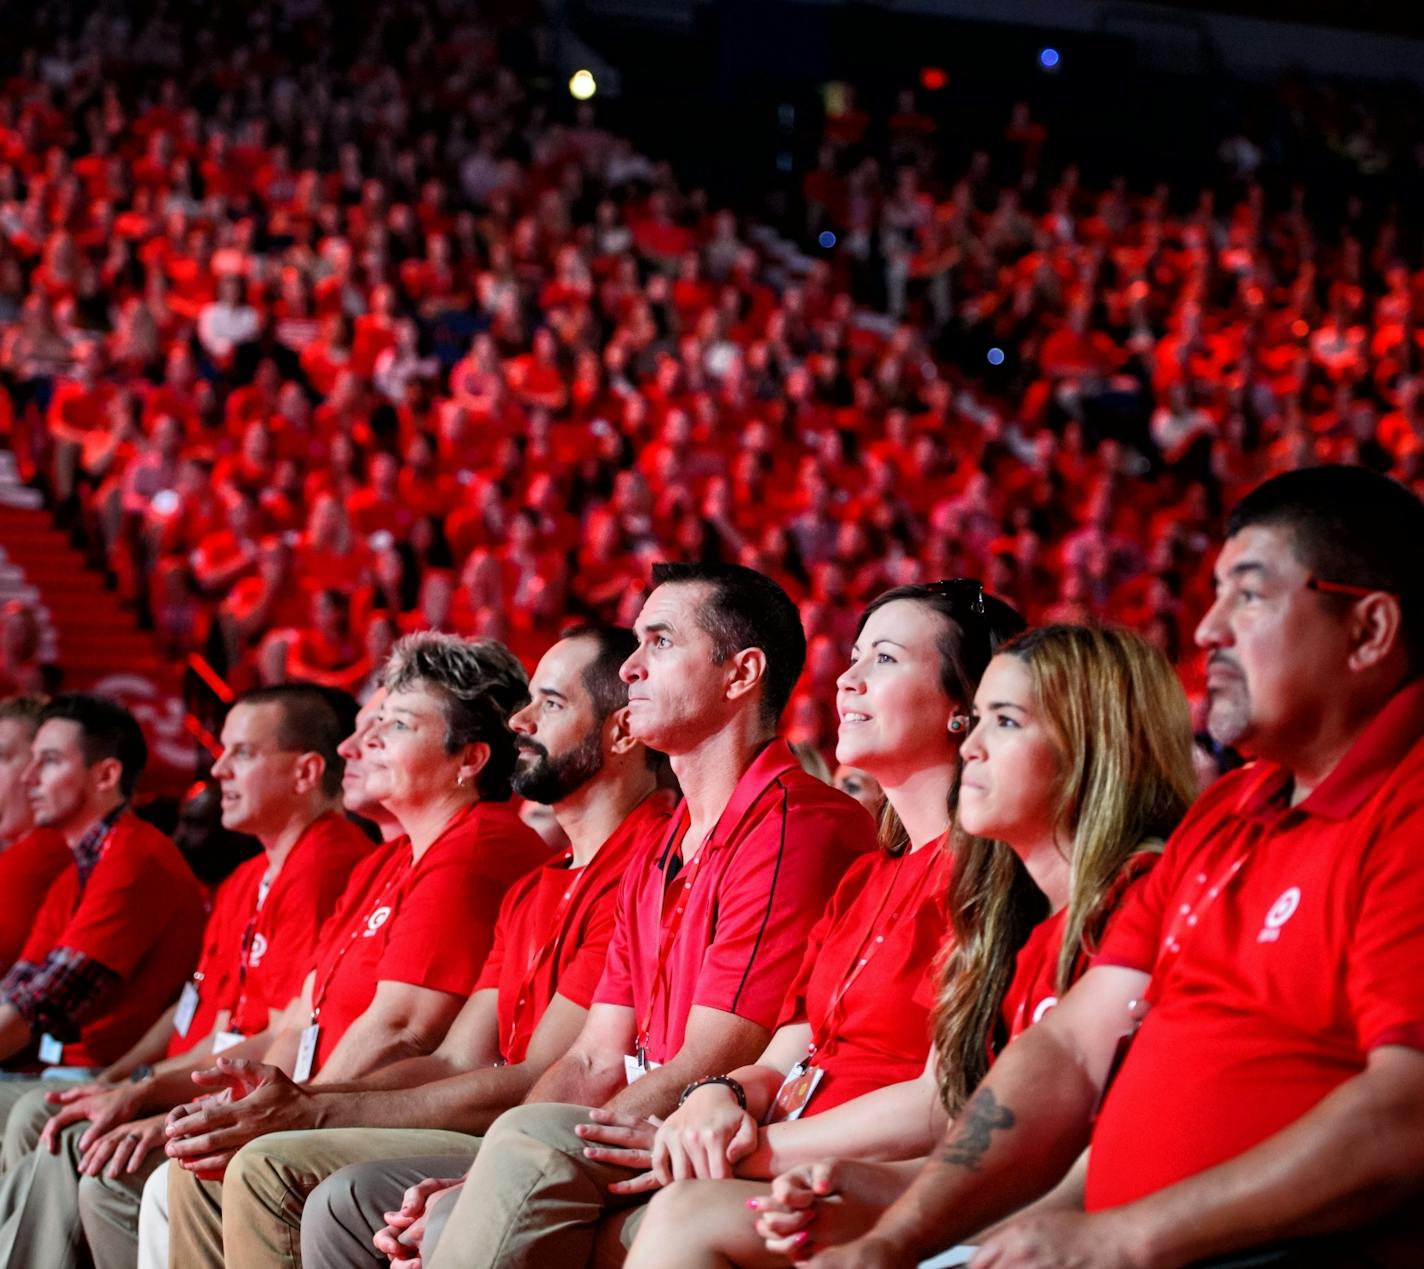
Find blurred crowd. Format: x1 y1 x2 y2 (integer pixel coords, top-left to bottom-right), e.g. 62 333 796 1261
3 0 1424 760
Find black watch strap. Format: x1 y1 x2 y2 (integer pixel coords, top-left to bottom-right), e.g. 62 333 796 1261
677 1074 748 1109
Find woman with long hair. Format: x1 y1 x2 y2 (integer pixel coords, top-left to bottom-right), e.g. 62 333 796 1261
623 624 1196 1268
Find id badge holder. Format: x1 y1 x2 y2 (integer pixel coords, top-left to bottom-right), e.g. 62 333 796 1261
37 1033 64 1065
212 1030 244 1055
173 981 201 1039
768 1059 824 1123
293 1023 320 1083
623 1050 662 1085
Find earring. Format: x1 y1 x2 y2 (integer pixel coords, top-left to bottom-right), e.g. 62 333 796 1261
456 774 467 788
948 716 968 734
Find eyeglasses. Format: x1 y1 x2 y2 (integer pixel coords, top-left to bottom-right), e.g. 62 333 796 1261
924 577 987 616
1305 577 1392 600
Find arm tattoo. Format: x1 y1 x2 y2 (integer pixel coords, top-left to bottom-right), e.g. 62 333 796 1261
935 1087 1016 1172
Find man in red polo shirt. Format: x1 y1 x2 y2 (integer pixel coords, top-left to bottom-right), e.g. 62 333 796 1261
0 684 374 1269
157 624 674 1268
816 466 1424 1269
381 563 873 1269
0 696 205 1103
0 695 69 971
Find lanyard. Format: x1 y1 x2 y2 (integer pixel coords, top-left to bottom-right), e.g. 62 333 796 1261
807 846 938 1062
503 850 597 1057
636 822 712 1061
1096 839 1255 1122
1139 842 1254 1011
309 856 409 1024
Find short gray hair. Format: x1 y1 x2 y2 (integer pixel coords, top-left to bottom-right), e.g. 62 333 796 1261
384 633 530 800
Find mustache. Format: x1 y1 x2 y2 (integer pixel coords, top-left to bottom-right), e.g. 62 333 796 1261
515 739 549 760
1207 651 1243 675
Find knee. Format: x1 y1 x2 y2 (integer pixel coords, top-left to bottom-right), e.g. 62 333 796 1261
4 1086 54 1156
484 1102 590 1153
643 1179 705 1232
224 1135 294 1211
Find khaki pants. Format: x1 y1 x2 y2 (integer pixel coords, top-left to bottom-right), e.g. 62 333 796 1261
0 1076 73 1168
168 1127 479 1269
425 1103 650 1269
0 1080 160 1269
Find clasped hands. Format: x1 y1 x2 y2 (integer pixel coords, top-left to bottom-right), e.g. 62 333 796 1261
575 1081 760 1194
161 1056 313 1178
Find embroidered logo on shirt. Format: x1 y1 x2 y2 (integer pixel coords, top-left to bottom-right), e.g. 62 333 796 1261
1257 887 1300 943
363 906 392 937
248 933 268 966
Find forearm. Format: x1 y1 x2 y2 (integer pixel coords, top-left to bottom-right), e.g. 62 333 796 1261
871 1029 1098 1261
0 1003 32 1062
724 1063 790 1123
324 1047 476 1093
745 1076 947 1178
313 1062 541 1135
1116 1059 1424 1269
604 1036 769 1120
313 1019 440 1085
99 1004 178 1081
527 1048 628 1109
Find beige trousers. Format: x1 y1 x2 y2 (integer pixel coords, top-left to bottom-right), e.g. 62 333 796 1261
0 1080 161 1269
167 1126 480 1269
425 1103 650 1269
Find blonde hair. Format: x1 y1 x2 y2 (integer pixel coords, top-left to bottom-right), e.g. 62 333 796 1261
932 624 1196 1112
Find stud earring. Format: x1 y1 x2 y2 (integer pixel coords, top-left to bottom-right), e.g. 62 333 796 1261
948 716 968 734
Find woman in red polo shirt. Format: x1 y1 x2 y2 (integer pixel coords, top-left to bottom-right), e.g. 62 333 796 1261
618 625 1196 1267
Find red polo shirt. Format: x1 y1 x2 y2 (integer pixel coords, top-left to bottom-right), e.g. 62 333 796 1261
21 814 206 1068
776 835 951 1112
594 740 874 1063
476 795 673 1064
167 811 376 1055
306 801 548 1070
1087 680 1424 1211
0 827 70 969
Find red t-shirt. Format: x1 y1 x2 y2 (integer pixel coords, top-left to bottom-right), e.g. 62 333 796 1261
475 795 672 1064
21 814 206 1068
594 740 875 1062
170 811 376 1051
999 909 1068 1043
1087 681 1424 1211
306 801 548 1070
776 837 951 1113
0 827 70 969
1000 856 1158 1043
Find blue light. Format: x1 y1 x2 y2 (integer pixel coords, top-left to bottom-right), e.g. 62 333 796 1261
987 346 1006 366
1039 47 1060 69
818 230 837 249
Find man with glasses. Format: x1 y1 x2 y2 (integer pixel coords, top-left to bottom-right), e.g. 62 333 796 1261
811 465 1424 1268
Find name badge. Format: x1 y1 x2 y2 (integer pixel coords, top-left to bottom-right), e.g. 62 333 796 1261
768 1061 824 1123
293 1023 320 1083
623 1053 662 1085
38 1033 64 1065
173 982 201 1038
212 1030 244 1055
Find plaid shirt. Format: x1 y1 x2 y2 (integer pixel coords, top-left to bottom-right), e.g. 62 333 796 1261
0 805 127 1042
